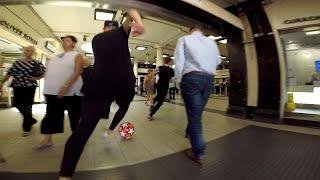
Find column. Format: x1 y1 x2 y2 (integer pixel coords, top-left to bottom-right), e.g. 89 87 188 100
156 47 164 67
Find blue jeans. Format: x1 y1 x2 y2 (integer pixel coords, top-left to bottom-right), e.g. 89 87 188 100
181 73 213 157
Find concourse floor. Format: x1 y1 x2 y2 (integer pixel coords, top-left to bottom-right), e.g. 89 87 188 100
1 96 320 179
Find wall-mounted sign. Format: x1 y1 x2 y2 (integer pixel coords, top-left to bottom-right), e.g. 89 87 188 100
45 41 55 53
0 20 38 45
284 16 320 24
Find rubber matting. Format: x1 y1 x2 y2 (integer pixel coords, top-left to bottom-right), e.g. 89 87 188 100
1 126 320 180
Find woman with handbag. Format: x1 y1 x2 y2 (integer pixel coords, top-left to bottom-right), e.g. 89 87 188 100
0 46 46 137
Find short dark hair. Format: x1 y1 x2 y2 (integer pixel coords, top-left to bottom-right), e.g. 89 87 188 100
189 24 204 32
164 57 172 65
61 35 77 43
104 20 119 28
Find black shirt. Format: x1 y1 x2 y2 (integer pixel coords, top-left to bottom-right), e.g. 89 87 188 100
8 60 46 88
82 26 135 96
157 66 174 86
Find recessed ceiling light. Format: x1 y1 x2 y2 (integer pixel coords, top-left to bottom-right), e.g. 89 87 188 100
94 9 116 21
81 42 93 53
136 46 147 51
305 31 320 35
208 35 222 40
219 39 227 44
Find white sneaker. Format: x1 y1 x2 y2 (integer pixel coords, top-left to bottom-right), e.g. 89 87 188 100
22 131 31 137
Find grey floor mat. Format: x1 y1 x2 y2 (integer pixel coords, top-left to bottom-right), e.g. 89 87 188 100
1 126 320 180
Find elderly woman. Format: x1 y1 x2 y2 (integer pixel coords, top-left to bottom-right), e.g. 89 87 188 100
0 46 46 136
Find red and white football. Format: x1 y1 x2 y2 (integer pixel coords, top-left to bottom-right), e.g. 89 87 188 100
118 122 135 139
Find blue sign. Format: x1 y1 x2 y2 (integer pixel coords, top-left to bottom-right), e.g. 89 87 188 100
316 60 320 72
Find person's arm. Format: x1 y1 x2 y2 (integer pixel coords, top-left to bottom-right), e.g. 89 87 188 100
0 74 10 92
174 37 186 83
58 54 83 98
123 9 145 36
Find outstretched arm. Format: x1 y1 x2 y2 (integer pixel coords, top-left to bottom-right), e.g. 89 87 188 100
123 9 145 37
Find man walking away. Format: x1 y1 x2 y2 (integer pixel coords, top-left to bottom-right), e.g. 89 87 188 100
148 57 174 120
174 25 221 165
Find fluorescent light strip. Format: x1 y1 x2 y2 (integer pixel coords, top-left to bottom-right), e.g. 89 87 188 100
95 12 114 21
219 39 227 44
305 31 320 35
85 53 94 57
208 35 222 40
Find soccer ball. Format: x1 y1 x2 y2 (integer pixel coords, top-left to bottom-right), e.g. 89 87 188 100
119 122 135 139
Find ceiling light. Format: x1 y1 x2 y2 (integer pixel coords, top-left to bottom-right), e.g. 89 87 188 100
226 60 230 63
219 55 227 59
170 56 175 60
219 39 227 44
0 37 13 44
136 46 147 51
45 1 93 8
208 35 222 40
94 9 116 21
162 54 169 58
81 42 93 53
303 26 320 32
85 53 93 57
305 31 320 35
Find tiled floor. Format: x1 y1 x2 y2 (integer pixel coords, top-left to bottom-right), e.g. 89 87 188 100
0 96 320 173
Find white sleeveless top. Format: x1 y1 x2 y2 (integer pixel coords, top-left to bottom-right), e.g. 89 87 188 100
43 51 83 96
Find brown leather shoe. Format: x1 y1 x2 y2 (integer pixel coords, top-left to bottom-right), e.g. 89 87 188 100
185 150 202 166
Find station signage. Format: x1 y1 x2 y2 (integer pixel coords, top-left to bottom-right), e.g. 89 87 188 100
0 20 38 45
284 15 320 24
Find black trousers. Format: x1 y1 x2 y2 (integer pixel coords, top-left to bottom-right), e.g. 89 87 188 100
150 84 169 116
60 91 134 177
13 87 37 132
41 95 82 134
169 87 176 100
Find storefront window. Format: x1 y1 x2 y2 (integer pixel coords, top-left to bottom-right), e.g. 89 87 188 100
281 25 320 115
0 36 23 107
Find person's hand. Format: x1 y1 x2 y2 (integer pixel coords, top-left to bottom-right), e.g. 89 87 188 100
130 23 145 37
58 85 69 98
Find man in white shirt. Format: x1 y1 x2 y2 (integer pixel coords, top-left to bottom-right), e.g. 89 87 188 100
174 25 221 165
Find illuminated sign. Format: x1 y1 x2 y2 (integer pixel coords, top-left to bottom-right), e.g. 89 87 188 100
284 16 320 24
0 20 38 45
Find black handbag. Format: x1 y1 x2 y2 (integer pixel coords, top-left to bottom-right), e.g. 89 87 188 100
32 61 45 77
